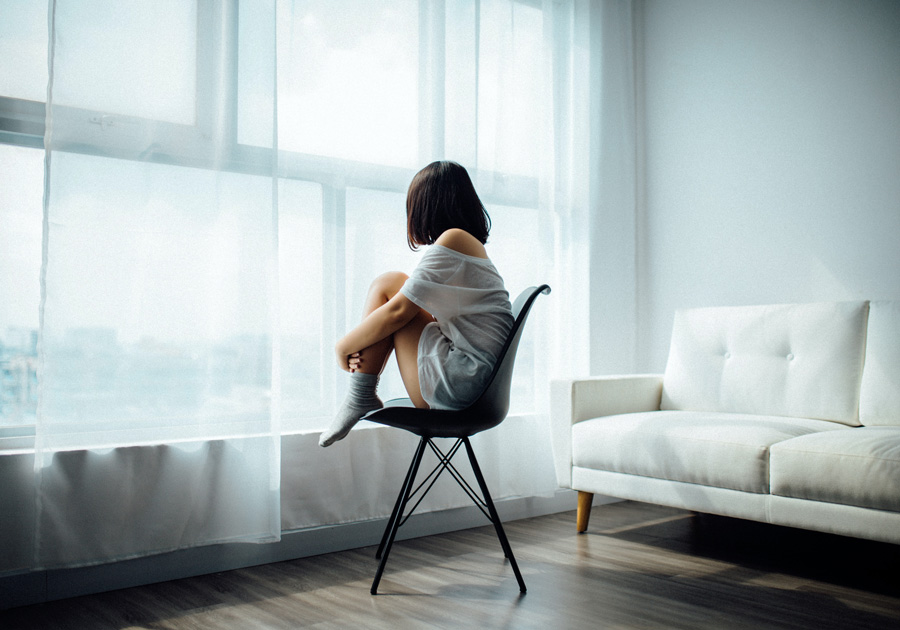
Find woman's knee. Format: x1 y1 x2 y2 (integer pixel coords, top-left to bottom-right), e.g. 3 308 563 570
370 271 409 297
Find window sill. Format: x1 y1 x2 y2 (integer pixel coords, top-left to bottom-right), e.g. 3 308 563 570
0 426 36 452
0 412 541 455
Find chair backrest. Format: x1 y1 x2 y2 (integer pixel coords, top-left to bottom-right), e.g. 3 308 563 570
463 284 551 433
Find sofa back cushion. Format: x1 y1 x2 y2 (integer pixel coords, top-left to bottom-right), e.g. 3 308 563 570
859 301 900 426
660 301 869 426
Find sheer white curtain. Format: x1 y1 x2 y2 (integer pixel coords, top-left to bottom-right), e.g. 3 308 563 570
35 0 281 567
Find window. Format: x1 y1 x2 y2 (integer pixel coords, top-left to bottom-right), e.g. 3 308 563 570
0 0 550 438
52 0 197 125
0 2 48 102
279 179 327 422
275 1 420 168
0 144 43 429
476 0 543 177
38 154 276 444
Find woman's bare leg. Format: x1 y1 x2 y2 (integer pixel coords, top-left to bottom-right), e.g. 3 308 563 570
355 271 432 407
349 272 407 375
393 309 432 409
320 272 431 446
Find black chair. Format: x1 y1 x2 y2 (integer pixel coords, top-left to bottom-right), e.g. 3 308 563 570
362 284 551 595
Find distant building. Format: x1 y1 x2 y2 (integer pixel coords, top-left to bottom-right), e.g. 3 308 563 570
0 328 39 422
2 327 38 357
0 355 38 421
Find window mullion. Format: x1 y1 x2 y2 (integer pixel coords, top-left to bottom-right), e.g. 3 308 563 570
418 0 446 164
322 184 346 411
196 0 240 152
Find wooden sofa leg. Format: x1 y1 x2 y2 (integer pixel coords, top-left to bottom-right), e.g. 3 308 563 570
576 491 594 533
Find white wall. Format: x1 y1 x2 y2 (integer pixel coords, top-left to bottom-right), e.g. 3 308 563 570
589 0 639 375
635 0 900 372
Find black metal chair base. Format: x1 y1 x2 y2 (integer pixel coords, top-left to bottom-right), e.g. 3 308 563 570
370 436 527 595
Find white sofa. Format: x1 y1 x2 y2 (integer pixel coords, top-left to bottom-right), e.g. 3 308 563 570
550 301 900 544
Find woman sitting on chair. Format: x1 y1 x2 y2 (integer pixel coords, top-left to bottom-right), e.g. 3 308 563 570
319 161 514 447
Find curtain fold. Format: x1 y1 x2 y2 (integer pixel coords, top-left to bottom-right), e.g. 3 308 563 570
35 0 281 568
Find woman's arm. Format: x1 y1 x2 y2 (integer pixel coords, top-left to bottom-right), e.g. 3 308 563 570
335 291 420 370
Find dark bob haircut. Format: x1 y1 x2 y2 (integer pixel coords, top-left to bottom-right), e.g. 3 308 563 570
406 161 491 250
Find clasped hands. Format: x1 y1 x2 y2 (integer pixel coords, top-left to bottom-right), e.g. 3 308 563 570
336 344 365 373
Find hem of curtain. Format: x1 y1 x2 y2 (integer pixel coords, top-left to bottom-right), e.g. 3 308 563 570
32 531 282 572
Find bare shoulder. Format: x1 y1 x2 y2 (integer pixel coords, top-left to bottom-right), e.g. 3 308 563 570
435 228 488 259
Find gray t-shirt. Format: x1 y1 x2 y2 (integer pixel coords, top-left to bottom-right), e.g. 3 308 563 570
400 245 514 410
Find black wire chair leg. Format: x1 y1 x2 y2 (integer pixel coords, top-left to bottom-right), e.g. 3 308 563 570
463 437 527 593
371 437 427 595
375 440 424 561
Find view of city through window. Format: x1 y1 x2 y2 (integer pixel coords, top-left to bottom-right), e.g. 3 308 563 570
0 143 43 429
0 328 38 426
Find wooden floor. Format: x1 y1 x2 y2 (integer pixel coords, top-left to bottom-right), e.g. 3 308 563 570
2 501 899 629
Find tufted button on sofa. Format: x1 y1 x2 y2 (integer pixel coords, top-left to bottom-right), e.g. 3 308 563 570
550 301 900 543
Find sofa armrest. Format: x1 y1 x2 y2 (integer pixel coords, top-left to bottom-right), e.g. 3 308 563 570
549 374 664 488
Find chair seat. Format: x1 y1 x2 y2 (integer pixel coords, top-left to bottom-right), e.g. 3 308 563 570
363 398 502 438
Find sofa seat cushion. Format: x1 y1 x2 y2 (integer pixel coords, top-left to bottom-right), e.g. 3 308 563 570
770 427 900 511
571 411 843 494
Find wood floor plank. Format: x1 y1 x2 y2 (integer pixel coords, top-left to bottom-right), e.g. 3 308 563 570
2 501 899 629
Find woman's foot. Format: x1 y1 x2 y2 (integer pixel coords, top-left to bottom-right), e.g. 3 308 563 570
319 372 383 446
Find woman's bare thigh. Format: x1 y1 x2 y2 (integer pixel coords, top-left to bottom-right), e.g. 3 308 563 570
393 309 434 409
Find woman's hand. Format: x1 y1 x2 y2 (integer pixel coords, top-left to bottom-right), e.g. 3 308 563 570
336 342 364 373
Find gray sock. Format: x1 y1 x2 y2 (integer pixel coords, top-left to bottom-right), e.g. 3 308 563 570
319 372 383 447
